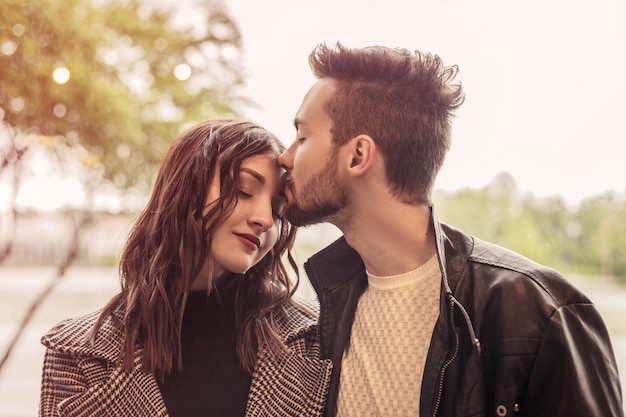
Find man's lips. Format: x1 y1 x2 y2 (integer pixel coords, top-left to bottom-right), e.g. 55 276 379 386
234 233 260 250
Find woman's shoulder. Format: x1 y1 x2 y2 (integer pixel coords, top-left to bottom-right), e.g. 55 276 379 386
41 308 123 362
274 297 320 344
42 310 101 347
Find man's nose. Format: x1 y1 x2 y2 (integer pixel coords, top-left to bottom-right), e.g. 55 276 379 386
278 145 294 170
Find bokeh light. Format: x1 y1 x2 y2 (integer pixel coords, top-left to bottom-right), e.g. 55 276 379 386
173 63 191 80
52 67 70 84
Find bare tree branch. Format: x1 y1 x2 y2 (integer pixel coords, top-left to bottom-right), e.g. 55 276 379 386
0 131 28 265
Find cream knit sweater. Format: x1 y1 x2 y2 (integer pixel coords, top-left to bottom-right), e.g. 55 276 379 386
337 255 441 417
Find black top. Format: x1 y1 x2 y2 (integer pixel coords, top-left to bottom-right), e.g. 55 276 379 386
158 281 252 417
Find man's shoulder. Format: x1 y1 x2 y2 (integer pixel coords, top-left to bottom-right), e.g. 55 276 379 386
441 221 561 277
444 225 589 306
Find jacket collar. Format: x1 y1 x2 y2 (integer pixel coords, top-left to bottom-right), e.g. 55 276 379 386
304 235 366 293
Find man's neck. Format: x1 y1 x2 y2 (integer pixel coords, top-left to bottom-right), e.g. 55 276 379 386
336 202 436 277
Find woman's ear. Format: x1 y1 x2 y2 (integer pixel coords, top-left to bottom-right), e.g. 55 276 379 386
347 135 376 177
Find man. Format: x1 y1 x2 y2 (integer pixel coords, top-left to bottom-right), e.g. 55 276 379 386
278 42 624 417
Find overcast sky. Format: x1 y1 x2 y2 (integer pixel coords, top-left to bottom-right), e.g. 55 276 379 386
225 0 626 205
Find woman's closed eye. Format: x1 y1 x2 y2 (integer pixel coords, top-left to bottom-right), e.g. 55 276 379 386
238 189 253 198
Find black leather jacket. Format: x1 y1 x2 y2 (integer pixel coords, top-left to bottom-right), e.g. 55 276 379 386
304 209 624 417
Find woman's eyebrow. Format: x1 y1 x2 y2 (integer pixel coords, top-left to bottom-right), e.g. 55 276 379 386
240 167 265 184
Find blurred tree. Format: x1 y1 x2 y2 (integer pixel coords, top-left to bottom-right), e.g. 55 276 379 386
1 0 245 193
613 202 626 278
574 192 626 279
435 173 626 283
520 195 571 268
435 172 520 244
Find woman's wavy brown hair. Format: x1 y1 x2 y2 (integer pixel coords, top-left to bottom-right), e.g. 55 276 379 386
89 119 298 379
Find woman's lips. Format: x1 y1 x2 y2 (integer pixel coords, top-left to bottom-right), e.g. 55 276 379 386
234 233 260 250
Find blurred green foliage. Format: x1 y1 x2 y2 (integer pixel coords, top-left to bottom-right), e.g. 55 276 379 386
1 0 245 193
434 172 626 282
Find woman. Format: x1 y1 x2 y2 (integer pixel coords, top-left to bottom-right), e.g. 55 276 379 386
39 119 332 417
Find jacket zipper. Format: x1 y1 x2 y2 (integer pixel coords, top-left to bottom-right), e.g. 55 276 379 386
432 297 460 417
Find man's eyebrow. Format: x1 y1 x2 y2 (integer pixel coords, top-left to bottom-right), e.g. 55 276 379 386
241 167 265 184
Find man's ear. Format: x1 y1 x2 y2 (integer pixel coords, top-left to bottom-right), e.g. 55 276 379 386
347 135 376 177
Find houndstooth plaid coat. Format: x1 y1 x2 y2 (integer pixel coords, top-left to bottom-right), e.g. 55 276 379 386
39 300 332 417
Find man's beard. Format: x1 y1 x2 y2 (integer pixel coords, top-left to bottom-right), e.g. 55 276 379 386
285 155 348 227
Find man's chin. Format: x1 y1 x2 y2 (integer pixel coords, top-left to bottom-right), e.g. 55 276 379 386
285 204 339 227
285 208 320 227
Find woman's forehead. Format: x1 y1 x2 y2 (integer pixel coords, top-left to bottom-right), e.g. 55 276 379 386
240 153 282 184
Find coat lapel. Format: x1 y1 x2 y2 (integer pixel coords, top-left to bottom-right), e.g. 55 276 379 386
246 345 332 417
245 302 333 417
43 311 169 417
57 352 168 417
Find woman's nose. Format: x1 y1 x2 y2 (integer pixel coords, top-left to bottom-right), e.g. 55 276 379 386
250 202 274 231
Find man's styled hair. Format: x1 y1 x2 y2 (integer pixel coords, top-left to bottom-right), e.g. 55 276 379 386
90 119 297 379
309 42 465 204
